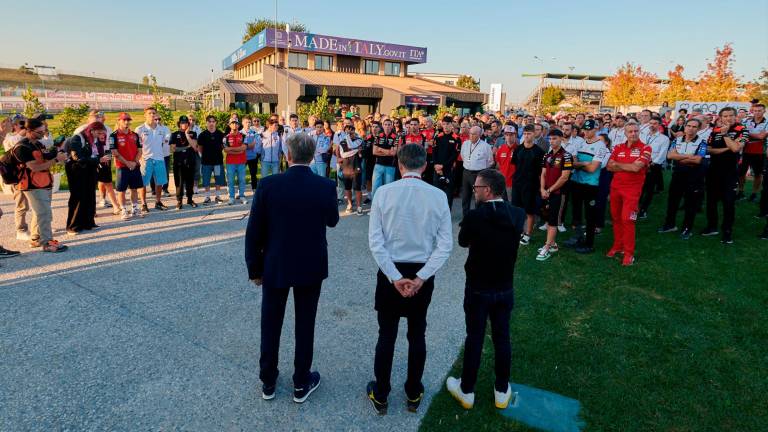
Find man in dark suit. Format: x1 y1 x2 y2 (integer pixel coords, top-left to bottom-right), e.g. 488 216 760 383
245 132 339 403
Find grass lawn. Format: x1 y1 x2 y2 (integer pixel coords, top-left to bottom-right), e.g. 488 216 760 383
421 177 767 431
0 68 181 93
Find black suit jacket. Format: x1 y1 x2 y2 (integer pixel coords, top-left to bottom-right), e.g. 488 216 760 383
245 165 339 288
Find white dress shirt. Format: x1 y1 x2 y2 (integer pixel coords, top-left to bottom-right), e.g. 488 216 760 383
645 131 671 165
608 127 626 146
368 173 453 282
460 139 494 171
563 135 585 157
639 122 652 143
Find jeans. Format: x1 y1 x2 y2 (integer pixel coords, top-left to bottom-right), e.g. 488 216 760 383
371 164 396 200
461 286 514 394
226 163 246 199
310 161 327 177
261 160 280 178
23 188 53 244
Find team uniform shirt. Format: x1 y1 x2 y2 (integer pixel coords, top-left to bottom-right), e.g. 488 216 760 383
373 131 401 167
645 131 671 165
669 136 707 173
259 130 284 163
542 146 573 193
197 129 226 166
169 130 197 155
571 138 608 186
460 139 494 171
134 123 169 161
224 131 247 165
422 128 436 154
744 117 768 155
609 141 652 190
404 133 425 147
494 143 517 187
109 130 142 169
243 128 261 160
707 123 748 174
312 133 331 163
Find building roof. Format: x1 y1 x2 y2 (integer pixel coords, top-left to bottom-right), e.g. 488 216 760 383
219 79 277 103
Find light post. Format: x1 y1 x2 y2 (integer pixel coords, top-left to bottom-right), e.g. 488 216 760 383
285 22 290 117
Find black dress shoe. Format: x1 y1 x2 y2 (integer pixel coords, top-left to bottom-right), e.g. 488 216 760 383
293 371 320 403
366 381 388 415
0 246 21 258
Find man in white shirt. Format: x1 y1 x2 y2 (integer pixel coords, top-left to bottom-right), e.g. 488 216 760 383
696 115 713 142
638 109 652 143
608 115 627 146
460 126 494 217
134 106 170 212
638 117 671 218
366 143 453 415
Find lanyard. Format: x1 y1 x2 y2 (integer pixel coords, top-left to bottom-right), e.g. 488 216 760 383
402 174 420 180
468 140 480 161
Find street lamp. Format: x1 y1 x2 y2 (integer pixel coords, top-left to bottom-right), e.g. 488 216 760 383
286 22 290 117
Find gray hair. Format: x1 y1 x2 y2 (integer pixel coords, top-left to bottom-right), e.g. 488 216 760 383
285 133 316 164
469 125 483 136
397 144 427 170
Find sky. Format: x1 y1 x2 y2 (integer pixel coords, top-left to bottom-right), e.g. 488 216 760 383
2 0 766 103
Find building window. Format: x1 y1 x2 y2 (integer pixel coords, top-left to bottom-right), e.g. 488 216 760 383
288 52 308 69
364 59 380 75
315 55 332 71
384 62 400 76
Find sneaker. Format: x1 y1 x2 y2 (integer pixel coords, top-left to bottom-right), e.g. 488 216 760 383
154 202 168 211
621 255 635 266
606 248 623 258
721 232 734 244
494 383 514 409
760 228 768 240
66 229 79 236
187 199 198 208
701 228 719 237
637 211 648 220
214 196 225 205
176 202 183 211
519 233 530 246
141 204 150 214
121 208 131 221
657 225 678 233
356 206 363 216
446 377 474 410
536 247 551 261
227 198 235 205
163 191 171 198
538 223 547 231
16 230 30 241
575 245 595 254
262 383 276 401
363 198 371 205
0 246 21 258
680 228 692 240
202 197 211 204
42 240 68 253
240 197 248 205
563 234 582 248
557 224 566 233
406 388 424 413
366 381 388 415
100 199 111 208
293 371 321 403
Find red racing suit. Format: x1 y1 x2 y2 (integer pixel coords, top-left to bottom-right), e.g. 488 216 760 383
608 140 652 257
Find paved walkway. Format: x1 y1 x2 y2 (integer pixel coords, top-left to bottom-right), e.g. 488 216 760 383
0 188 469 431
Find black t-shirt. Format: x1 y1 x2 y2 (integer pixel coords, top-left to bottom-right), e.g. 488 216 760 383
170 130 197 154
373 131 401 167
707 123 747 173
14 138 56 190
197 129 225 165
511 144 545 187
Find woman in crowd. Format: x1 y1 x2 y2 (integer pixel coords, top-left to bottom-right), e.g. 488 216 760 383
65 122 109 234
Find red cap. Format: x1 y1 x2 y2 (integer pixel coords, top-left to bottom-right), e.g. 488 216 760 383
118 112 132 120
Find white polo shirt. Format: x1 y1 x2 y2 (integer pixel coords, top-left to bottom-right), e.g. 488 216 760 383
135 123 168 161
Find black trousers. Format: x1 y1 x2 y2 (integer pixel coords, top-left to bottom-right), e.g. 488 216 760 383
373 262 435 400
247 157 260 191
639 164 663 213
461 169 479 217
433 170 454 210
65 161 97 232
461 286 514 394
664 170 704 230
173 153 195 202
595 170 613 228
259 282 322 388
760 163 768 217
571 182 599 247
705 169 738 234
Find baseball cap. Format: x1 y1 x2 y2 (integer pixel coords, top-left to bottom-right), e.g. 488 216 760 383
582 119 597 130
229 118 241 125
503 125 517 134
178 115 190 124
118 112 132 121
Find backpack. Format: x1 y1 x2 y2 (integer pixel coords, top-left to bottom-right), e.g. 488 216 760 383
0 144 24 185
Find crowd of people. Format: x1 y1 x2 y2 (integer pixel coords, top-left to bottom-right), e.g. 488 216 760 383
1 101 767 263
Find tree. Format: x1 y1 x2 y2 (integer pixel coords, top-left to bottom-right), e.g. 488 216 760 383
142 76 150 86
148 76 174 126
435 104 459 121
51 104 90 137
22 85 46 118
745 68 768 105
297 87 339 124
604 63 660 108
541 87 565 106
690 44 742 101
456 75 480 91
658 64 691 105
243 18 307 44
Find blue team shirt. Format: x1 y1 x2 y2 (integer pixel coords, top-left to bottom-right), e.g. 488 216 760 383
572 139 608 186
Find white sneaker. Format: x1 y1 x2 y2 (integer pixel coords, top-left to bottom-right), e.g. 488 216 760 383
538 223 547 231
494 383 514 409
99 199 107 208
16 231 31 241
446 377 474 409
121 208 131 221
519 233 531 246
558 224 567 233
239 197 248 205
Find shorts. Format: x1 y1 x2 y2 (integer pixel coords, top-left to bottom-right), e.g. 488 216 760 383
201 164 226 187
115 167 144 192
739 153 765 177
97 161 113 184
541 193 564 226
141 158 167 187
511 183 538 215
343 171 363 191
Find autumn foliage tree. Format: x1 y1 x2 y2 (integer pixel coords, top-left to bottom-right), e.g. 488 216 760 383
659 64 691 105
690 44 743 101
604 63 659 108
456 75 480 91
243 18 307 44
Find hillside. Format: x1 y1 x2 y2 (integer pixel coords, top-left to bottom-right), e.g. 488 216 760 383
0 68 183 94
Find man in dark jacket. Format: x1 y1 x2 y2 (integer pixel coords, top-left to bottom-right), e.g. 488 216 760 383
446 168 525 411
432 116 460 208
245 132 340 404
